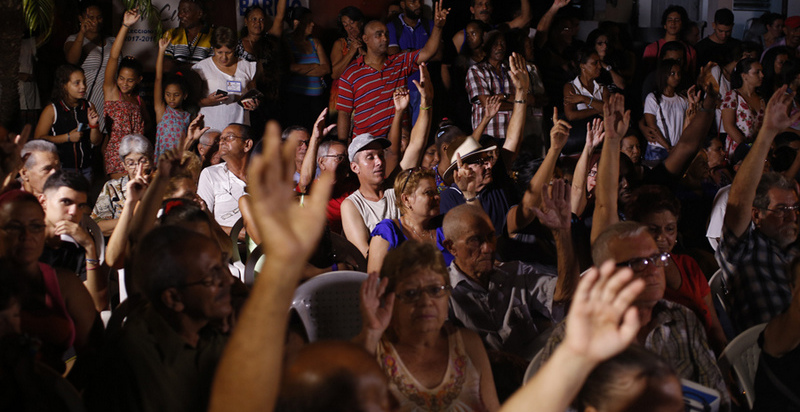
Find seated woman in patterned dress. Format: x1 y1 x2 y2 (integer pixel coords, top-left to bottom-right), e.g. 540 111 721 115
356 241 500 412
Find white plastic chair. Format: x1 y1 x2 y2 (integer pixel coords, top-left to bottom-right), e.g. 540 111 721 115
708 269 728 312
522 348 546 384
290 271 368 342
718 323 767 409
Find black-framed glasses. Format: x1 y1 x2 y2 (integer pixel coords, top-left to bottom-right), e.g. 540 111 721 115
762 205 800 218
322 154 346 162
400 167 421 194
396 284 452 303
298 139 310 147
616 253 670 272
124 157 151 168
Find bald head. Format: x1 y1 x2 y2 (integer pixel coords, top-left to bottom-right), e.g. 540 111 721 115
443 204 491 241
362 20 389 55
279 341 393 412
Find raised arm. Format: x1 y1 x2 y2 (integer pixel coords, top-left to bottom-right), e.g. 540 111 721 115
400 63 434 170
103 9 140 99
506 0 532 29
387 87 410 172
590 93 629 243
299 108 335 193
500 52 529 172
530 178 580 301
724 85 800 238
154 36 171 123
105 164 149 268
571 118 603 215
507 108 569 235
662 82 715 175
354 272 394 354
498 262 644 412
416 1 449 64
64 18 93 64
267 0 287 37
208 121 334 412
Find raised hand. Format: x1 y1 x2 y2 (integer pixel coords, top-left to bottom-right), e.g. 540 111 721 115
393 87 410 111
550 107 571 150
123 9 141 27
158 35 171 52
246 121 334 265
508 52 530 93
157 147 185 179
126 162 150 203
311 108 335 139
531 178 572 231
603 93 630 141
359 272 395 334
551 0 571 9
762 85 800 133
454 153 480 198
186 113 209 150
433 0 450 28
412 62 434 103
562 260 644 363
1 125 31 190
585 117 604 150
484 95 502 119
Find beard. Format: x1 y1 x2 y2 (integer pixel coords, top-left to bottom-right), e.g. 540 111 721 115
404 6 421 20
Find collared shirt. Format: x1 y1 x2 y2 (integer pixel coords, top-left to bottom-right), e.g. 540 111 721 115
466 61 516 139
164 27 214 65
447 260 564 358
85 303 227 412
92 175 129 221
387 14 432 51
197 162 247 227
532 300 730 410
716 224 795 332
337 50 421 138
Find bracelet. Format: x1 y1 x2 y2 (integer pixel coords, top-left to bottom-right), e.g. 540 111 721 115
66 132 73 143
465 194 479 202
86 265 99 271
86 258 100 264
420 106 432 110
588 97 594 107
122 23 130 28
514 100 525 104
89 124 98 129
331 263 338 271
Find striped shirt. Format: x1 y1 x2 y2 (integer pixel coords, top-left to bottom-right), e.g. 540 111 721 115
337 50 420 138
466 61 515 139
164 27 214 65
716 224 795 333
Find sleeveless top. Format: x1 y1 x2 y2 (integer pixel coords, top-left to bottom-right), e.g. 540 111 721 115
155 105 191 161
50 100 92 169
570 77 604 111
345 188 400 233
104 97 144 175
287 38 324 96
377 326 487 412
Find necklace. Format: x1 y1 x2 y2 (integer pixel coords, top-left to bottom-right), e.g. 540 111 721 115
401 216 434 241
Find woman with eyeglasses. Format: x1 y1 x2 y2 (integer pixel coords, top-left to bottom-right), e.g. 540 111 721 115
367 168 451 273
91 134 153 236
357 241 501 412
626 185 728 354
0 190 100 374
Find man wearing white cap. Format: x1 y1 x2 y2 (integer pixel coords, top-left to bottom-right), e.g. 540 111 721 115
341 133 400 256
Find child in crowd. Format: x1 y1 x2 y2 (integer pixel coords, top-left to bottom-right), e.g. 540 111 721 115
154 36 192 162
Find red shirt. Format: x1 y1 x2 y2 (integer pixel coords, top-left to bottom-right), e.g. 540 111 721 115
336 50 420 138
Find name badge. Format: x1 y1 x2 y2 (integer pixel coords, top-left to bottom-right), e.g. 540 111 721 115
226 81 243 93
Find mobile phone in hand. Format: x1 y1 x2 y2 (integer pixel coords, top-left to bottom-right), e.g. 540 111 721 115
215 89 229 97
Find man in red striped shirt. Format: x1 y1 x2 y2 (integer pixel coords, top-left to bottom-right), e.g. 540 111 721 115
336 1 449 141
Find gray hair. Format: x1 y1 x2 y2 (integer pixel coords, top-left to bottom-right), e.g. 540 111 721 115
199 129 221 146
119 134 154 162
281 125 309 140
21 140 58 169
591 221 649 266
754 172 796 210
317 140 346 161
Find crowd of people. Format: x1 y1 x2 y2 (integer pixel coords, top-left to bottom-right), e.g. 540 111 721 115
3 0 800 410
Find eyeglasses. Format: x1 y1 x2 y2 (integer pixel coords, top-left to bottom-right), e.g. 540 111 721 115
464 156 492 167
762 205 800 218
298 139 310 147
1 222 46 236
124 157 151 168
616 253 670 272
396 284 452 303
220 133 244 142
322 154 346 162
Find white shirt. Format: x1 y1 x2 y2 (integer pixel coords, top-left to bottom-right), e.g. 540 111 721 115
345 188 399 232
192 57 257 131
706 184 731 251
644 92 688 148
197 162 247 227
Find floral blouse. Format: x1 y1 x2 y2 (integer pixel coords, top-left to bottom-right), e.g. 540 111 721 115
721 90 764 157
